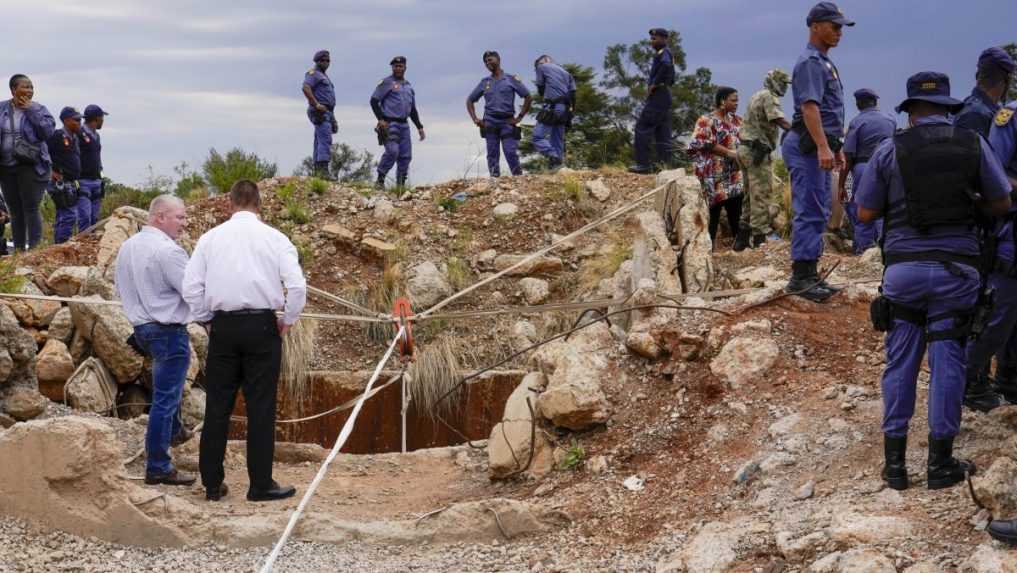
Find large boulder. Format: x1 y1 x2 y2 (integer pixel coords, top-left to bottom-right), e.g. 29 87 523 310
36 339 75 401
6 282 61 328
180 386 206 428
657 518 765 573
47 307 74 343
2 386 47 421
653 173 713 293
65 358 118 414
46 266 90 298
79 266 117 300
69 297 143 384
407 262 453 309
187 323 209 370
710 335 780 389
95 206 147 271
809 549 896 573
585 178 611 202
960 543 1017 572
488 373 554 479
519 277 550 305
532 322 612 430
972 457 1017 518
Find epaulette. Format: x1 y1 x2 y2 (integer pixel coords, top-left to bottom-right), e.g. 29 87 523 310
306 68 316 75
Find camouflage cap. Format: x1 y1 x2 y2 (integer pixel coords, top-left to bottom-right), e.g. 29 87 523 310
764 69 791 96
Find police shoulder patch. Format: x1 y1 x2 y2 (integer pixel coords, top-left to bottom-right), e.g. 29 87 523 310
513 75 521 81
307 68 316 75
996 107 1014 127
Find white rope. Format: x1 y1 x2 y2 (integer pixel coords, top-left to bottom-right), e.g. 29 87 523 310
257 326 406 573
0 292 393 324
414 180 669 319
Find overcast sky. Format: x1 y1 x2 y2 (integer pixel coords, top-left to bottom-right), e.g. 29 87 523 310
4 0 1015 188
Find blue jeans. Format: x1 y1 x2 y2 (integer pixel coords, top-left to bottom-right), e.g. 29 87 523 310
782 130 832 262
881 261 979 439
134 322 190 475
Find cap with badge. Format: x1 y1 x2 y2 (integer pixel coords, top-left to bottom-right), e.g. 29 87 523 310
648 28 669 38
806 2 855 27
390 56 406 66
83 104 108 119
978 46 1016 74
853 88 879 100
895 71 963 114
313 49 330 62
59 106 82 121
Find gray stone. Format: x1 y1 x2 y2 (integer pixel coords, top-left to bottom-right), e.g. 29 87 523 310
533 322 612 431
488 373 553 479
35 339 75 401
585 178 611 202
733 460 761 484
46 266 90 298
406 261 453 310
65 358 117 414
2 387 47 421
493 203 519 220
69 298 142 384
972 457 1017 518
519 277 550 305
710 336 780 388
493 254 564 276
794 480 816 500
47 307 74 344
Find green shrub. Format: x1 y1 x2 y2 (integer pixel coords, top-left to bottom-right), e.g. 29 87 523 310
445 256 472 290
275 182 297 203
308 178 329 196
560 440 585 471
285 203 310 225
0 257 26 294
202 147 277 194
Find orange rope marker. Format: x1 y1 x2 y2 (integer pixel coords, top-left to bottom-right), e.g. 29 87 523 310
392 297 415 357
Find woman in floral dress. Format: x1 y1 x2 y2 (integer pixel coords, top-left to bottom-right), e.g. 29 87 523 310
689 86 744 248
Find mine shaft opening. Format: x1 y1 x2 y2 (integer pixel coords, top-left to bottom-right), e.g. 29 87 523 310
227 370 523 453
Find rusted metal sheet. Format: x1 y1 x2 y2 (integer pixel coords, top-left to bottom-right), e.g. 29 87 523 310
228 370 522 453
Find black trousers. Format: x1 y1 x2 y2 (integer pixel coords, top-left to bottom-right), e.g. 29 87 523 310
199 312 282 491
0 164 45 250
708 195 744 245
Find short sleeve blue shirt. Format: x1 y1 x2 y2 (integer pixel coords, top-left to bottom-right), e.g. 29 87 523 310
372 76 415 119
535 63 575 102
468 73 531 117
843 109 897 160
988 102 1017 261
790 43 846 137
648 48 675 88
955 88 1000 139
855 115 1011 257
303 68 335 108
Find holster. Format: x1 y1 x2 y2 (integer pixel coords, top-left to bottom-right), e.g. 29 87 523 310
793 122 843 155
375 125 388 146
310 110 326 125
49 181 78 210
970 286 996 341
870 295 895 332
747 140 772 166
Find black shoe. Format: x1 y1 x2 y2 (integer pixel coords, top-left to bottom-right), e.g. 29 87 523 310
627 164 653 174
247 480 297 502
751 233 766 248
374 174 385 190
732 227 751 252
964 371 1003 413
881 434 909 491
547 157 563 172
988 519 1017 544
927 435 976 490
395 176 407 189
206 483 229 501
145 469 197 486
786 260 835 303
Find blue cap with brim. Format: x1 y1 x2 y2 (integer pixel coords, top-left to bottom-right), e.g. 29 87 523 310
59 106 81 121
895 71 963 113
807 2 855 26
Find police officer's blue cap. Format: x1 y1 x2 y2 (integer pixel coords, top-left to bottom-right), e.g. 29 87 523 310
313 50 329 62
895 71 963 113
806 2 855 27
648 28 669 38
853 88 878 100
482 51 500 62
83 104 108 119
390 56 406 66
978 47 1017 74
59 107 81 121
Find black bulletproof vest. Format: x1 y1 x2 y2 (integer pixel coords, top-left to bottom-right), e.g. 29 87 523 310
890 123 981 234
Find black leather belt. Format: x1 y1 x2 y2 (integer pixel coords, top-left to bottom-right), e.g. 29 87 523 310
215 309 274 317
383 116 408 123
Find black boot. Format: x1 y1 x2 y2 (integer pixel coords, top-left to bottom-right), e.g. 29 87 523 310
810 260 842 293
927 435 976 490
882 434 909 490
752 233 767 248
964 369 1003 413
374 173 385 190
993 366 1017 405
314 162 331 180
733 227 751 252
786 260 835 303
396 175 407 189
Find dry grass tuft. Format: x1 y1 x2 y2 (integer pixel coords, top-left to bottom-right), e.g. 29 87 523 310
406 335 475 419
579 231 631 293
279 318 318 415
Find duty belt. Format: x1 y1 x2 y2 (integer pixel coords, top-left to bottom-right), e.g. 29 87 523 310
215 308 274 317
383 116 408 123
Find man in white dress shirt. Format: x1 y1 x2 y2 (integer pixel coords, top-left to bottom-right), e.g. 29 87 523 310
114 194 196 486
182 179 307 502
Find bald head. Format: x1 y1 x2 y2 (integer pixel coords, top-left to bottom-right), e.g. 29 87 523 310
148 194 187 239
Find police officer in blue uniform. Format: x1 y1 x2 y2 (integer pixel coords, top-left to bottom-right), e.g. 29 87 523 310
628 28 675 174
78 104 107 228
48 107 85 244
782 2 853 302
372 56 425 190
955 47 1016 138
532 55 576 170
467 51 532 177
838 88 896 254
856 72 1011 492
302 50 337 178
963 99 1017 416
